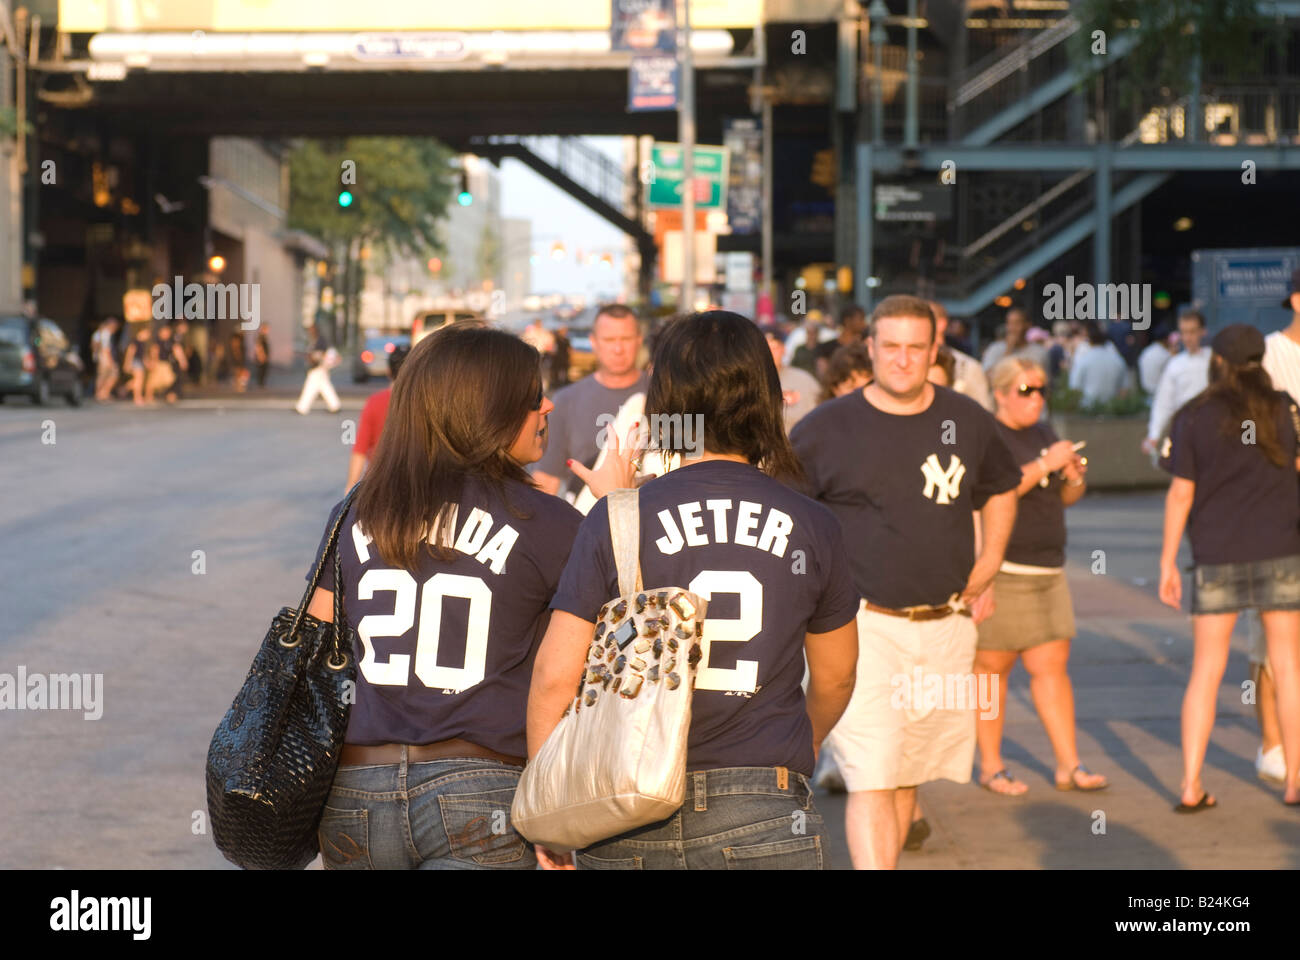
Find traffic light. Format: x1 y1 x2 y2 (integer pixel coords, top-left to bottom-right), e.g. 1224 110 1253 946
337 189 354 208
338 164 356 210
810 149 835 189
457 170 472 207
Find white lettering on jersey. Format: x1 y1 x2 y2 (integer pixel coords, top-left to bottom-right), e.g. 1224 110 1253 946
454 507 493 555
734 501 762 547
679 501 708 547
654 499 794 557
475 524 519 575
655 508 686 555
920 454 966 505
756 509 793 557
351 521 373 563
705 499 732 542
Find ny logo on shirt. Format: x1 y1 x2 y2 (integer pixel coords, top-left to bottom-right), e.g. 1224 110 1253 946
920 454 966 505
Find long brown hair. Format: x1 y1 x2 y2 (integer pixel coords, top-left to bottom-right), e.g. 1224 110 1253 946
1186 354 1288 467
354 322 543 572
646 311 803 482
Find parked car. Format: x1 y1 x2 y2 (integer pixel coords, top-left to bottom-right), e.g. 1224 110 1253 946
352 332 411 383
0 315 83 406
565 326 598 381
411 309 483 346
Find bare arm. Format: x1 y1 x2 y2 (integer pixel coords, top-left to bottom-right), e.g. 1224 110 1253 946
532 469 563 497
526 610 592 760
345 452 367 492
962 488 1017 603
1159 477 1194 609
307 586 333 622
804 620 857 753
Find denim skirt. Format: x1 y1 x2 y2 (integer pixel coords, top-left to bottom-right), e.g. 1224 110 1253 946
1191 553 1300 615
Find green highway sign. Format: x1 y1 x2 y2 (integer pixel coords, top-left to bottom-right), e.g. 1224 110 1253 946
647 142 729 210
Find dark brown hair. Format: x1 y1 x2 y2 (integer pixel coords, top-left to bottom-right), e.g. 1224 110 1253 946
1186 353 1288 467
869 294 936 342
354 323 543 572
646 311 803 482
820 343 872 403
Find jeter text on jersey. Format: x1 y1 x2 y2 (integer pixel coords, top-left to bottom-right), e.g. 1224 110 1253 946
654 500 794 558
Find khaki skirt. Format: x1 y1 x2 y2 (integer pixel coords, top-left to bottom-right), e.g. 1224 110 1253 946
976 569 1075 652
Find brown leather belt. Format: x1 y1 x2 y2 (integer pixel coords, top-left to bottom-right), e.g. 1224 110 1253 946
339 738 525 768
863 599 971 622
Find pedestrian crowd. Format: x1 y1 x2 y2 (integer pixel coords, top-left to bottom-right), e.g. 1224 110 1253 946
281 276 1300 871
88 315 272 406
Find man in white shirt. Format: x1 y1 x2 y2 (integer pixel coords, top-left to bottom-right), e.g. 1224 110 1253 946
1069 324 1128 406
1138 325 1177 394
1251 268 1300 784
931 301 993 411
783 311 837 367
1142 310 1210 454
982 306 1050 373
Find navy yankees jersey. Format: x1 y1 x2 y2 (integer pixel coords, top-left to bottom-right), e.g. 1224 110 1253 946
308 478 583 755
791 385 1022 608
550 460 859 776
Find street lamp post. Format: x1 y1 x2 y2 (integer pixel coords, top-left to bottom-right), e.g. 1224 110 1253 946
679 0 695 311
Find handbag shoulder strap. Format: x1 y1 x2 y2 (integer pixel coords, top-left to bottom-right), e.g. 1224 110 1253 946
289 484 360 640
607 488 644 598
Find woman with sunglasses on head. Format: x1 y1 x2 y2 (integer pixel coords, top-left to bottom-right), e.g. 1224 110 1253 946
527 311 860 870
973 357 1108 796
302 323 584 868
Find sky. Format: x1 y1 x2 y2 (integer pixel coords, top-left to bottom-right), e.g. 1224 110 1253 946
498 136 628 300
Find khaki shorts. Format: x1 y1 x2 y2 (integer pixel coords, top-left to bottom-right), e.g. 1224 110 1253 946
824 601 979 792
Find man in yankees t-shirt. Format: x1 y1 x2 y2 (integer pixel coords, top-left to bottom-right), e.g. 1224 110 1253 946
791 294 1021 870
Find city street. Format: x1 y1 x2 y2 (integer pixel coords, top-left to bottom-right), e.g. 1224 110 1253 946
2 394 1296 870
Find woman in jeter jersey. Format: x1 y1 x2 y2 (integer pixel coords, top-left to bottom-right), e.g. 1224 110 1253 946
305 324 583 869
528 311 860 870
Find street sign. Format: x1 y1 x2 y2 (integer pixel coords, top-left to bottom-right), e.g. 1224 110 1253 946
628 55 679 112
874 183 953 222
647 143 729 210
611 0 676 53
352 33 468 61
722 118 762 235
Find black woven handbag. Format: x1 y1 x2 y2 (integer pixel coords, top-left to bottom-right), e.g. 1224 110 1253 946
206 491 359 870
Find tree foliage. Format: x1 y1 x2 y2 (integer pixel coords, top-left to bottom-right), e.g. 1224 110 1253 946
1072 0 1270 107
287 137 457 257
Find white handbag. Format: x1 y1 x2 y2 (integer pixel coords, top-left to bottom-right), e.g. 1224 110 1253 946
512 488 706 853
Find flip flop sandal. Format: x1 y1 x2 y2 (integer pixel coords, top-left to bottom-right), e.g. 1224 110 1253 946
1056 764 1109 792
980 769 1027 796
1174 792 1217 813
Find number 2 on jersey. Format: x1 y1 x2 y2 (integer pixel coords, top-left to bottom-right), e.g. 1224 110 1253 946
689 570 762 692
356 568 491 691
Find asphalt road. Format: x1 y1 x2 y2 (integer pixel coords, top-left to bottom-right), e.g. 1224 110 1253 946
1 394 1296 869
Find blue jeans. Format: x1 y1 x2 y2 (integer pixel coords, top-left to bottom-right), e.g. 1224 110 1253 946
577 767 828 870
318 753 536 870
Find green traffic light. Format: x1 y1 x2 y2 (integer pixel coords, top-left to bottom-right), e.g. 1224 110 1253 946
338 190 354 208
457 191 473 207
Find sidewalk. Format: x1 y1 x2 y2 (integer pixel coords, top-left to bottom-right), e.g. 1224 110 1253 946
170 364 384 412
817 491 1300 869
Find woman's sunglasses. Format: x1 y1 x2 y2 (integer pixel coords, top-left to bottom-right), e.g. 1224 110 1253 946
1017 384 1047 397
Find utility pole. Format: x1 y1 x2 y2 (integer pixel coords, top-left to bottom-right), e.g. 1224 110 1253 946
679 0 695 311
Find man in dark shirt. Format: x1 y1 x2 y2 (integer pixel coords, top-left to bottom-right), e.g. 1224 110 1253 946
791 294 1021 869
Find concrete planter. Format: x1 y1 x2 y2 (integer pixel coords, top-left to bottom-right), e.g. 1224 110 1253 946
1049 413 1168 490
